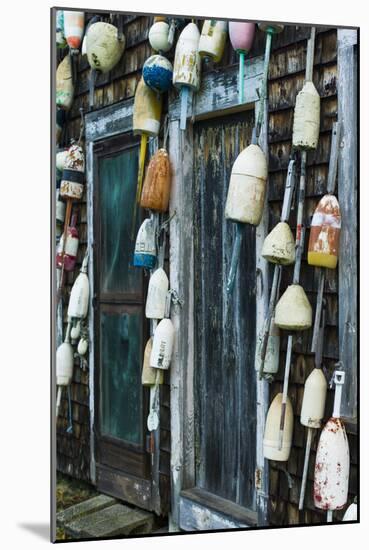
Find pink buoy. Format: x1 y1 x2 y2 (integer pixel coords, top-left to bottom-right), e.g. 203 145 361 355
229 22 255 103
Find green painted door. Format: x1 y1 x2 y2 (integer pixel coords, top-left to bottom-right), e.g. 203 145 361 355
93 134 151 507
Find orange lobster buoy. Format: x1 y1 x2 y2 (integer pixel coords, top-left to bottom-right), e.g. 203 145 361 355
140 149 171 212
308 194 341 269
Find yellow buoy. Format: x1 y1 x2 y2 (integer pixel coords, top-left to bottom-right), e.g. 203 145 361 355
264 393 293 461
142 338 164 386
292 81 320 150
262 221 295 265
275 284 312 330
133 77 162 137
198 20 227 62
56 54 74 111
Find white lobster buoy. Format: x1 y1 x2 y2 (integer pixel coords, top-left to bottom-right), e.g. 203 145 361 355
68 255 89 319
275 284 312 330
292 81 320 150
56 54 74 111
225 144 268 226
264 393 293 461
255 316 280 374
133 218 157 269
145 268 169 319
343 502 357 521
86 22 125 73
56 341 74 386
149 21 172 53
150 318 175 370
198 20 227 62
77 337 88 356
262 222 295 265
60 144 85 200
301 368 327 428
142 338 164 385
56 149 69 174
63 11 85 51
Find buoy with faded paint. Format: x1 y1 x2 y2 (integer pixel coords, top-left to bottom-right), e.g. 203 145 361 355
255 315 280 375
292 81 320 150
142 338 164 385
301 368 327 428
262 221 295 265
143 54 173 94
308 194 341 269
149 21 173 53
225 144 268 226
133 77 162 138
145 268 169 319
56 149 69 174
275 284 312 330
198 20 228 62
56 54 74 111
56 341 74 386
173 22 201 130
68 253 89 319
60 143 85 200
140 148 171 212
63 11 85 51
229 22 255 102
264 393 293 461
150 318 175 370
56 10 67 48
314 371 350 514
86 22 125 73
133 218 157 269
56 212 79 272
77 337 88 356
343 502 357 521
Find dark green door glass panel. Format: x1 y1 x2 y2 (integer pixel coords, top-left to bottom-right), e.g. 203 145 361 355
99 147 140 295
100 310 143 444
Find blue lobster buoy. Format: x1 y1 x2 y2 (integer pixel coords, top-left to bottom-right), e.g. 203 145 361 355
142 54 173 94
133 218 157 269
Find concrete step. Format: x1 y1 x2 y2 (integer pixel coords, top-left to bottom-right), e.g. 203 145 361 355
57 494 116 527
64 502 154 539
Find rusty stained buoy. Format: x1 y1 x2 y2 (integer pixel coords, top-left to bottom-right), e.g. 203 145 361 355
56 54 74 111
308 194 341 269
275 284 312 331
292 81 320 150
262 221 295 265
225 144 268 226
140 148 171 212
263 393 293 461
86 22 125 73
142 338 164 385
198 20 228 62
60 144 85 201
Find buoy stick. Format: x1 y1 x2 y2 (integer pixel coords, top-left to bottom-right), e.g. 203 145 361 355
299 427 313 510
259 264 281 377
226 223 244 295
58 199 73 293
256 30 272 136
238 51 245 103
327 510 333 523
278 334 293 450
180 86 189 131
137 134 148 204
311 269 325 352
56 386 63 417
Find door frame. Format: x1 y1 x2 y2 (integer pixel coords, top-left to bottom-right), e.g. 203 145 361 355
167 55 270 530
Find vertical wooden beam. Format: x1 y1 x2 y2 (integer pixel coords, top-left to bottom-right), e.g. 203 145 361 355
337 29 358 421
168 120 195 530
255 97 270 525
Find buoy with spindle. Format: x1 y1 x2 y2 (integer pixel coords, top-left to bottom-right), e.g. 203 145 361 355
263 392 293 461
56 322 74 418
314 370 350 522
258 159 296 379
298 309 328 511
229 22 255 103
199 20 228 63
140 148 171 212
68 252 90 341
133 218 157 269
225 129 268 296
173 22 201 131
63 11 85 52
149 18 175 54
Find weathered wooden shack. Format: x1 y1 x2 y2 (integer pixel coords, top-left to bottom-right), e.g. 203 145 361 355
54 9 358 531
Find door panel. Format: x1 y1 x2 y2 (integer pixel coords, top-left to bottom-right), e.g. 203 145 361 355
194 112 257 510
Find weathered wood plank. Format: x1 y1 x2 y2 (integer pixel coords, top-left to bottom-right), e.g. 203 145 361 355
96 464 152 510
85 99 134 141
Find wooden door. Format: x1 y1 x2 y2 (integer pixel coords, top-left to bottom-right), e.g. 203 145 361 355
93 134 152 509
193 112 257 511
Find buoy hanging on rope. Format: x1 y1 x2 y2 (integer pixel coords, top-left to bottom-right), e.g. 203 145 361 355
149 20 174 53
225 139 268 295
56 322 74 417
308 195 341 269
145 267 169 319
263 393 293 461
86 21 125 72
140 148 171 212
63 11 85 52
173 22 201 130
275 284 312 330
133 218 157 269
343 501 357 521
56 211 79 272
56 54 74 111
142 337 164 385
56 10 67 49
314 371 350 521
262 222 295 265
229 22 255 103
143 54 173 94
198 20 228 63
